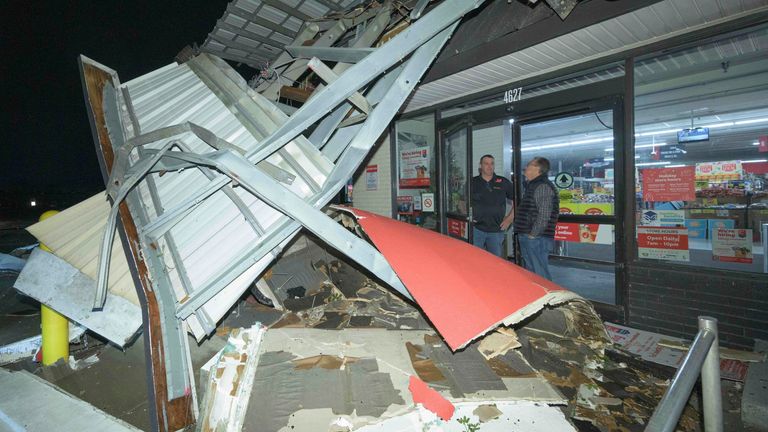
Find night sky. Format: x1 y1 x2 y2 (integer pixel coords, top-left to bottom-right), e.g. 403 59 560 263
2 1 231 207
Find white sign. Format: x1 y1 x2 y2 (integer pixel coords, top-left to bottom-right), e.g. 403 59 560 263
422 193 435 213
712 229 753 264
637 226 690 262
503 87 523 104
365 165 378 191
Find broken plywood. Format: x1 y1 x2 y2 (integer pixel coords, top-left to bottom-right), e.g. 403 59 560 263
14 249 141 346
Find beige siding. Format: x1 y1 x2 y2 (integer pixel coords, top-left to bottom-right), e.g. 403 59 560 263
352 135 393 217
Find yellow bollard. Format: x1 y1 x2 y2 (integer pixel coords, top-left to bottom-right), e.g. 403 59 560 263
38 210 69 365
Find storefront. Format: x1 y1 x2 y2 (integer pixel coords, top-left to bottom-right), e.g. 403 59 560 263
352 11 768 348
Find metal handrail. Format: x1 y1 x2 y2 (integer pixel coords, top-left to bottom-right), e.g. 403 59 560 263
646 316 722 432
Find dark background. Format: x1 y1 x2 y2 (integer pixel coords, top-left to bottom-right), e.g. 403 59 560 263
1 1 230 219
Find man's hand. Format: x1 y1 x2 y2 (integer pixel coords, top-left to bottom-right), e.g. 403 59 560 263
500 216 513 231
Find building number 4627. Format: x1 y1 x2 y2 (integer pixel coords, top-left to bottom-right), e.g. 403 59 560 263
503 87 523 104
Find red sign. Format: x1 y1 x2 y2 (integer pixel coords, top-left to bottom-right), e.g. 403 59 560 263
642 166 696 202
759 135 768 153
555 223 598 243
585 208 604 215
637 227 688 250
447 218 467 239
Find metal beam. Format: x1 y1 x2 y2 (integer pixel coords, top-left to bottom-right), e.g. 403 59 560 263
246 0 485 164
308 57 371 114
285 45 374 63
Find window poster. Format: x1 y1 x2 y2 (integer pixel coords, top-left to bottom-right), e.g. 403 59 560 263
637 226 690 262
397 195 414 215
642 166 696 202
712 229 753 264
398 132 430 188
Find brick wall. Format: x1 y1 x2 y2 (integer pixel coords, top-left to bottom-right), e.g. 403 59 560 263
351 135 392 217
627 263 768 349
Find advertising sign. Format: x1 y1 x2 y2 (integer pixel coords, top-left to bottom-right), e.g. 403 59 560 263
695 161 742 179
396 196 413 215
712 228 753 264
399 148 430 188
555 223 613 245
447 218 467 239
637 226 690 262
365 165 378 191
642 166 696 202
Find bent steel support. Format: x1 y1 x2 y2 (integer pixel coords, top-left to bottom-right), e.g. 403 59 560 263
80 1 486 430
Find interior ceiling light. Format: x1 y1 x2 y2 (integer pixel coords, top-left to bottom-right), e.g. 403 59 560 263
522 137 612 151
637 161 671 166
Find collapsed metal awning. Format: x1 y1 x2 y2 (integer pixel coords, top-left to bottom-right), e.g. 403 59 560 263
72 2 487 429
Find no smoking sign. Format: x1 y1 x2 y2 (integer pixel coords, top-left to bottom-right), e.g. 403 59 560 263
422 193 435 212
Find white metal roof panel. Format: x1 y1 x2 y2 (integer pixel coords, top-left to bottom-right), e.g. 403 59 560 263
404 0 768 112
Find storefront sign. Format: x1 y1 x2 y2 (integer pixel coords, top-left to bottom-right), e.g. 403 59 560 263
637 226 690 262
558 203 613 215
399 148 430 188
555 223 612 245
421 193 435 213
642 166 696 202
365 165 378 191
695 161 742 179
712 228 753 264
651 144 686 160
397 196 413 215
640 210 685 227
447 218 467 239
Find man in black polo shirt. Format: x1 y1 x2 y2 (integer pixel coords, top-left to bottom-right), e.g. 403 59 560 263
471 154 514 257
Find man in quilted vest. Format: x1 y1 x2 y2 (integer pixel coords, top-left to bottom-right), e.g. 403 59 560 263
514 157 559 280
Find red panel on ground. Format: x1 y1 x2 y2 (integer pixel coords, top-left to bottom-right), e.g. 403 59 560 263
340 208 576 350
409 375 455 420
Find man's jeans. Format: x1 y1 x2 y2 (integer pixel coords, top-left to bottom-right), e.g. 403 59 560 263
472 227 505 257
518 235 554 280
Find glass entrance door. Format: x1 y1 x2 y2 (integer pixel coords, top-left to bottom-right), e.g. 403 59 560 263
515 106 622 304
442 124 471 241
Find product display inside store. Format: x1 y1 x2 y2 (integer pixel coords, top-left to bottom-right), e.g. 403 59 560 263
633 25 768 272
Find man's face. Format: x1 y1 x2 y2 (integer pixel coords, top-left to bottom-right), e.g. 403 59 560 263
524 161 540 181
480 157 494 177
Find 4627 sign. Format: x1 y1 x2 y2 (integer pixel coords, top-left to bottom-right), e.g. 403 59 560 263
503 87 523 104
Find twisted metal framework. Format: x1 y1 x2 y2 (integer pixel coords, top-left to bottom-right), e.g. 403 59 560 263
79 1 486 429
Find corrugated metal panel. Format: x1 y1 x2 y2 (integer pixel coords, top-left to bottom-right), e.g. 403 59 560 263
121 55 334 336
202 0 359 68
405 0 768 112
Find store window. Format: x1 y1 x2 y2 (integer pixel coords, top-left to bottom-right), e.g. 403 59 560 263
634 25 768 273
521 110 616 217
395 114 439 230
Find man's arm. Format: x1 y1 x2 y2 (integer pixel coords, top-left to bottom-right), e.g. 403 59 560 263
529 186 554 237
500 179 515 230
